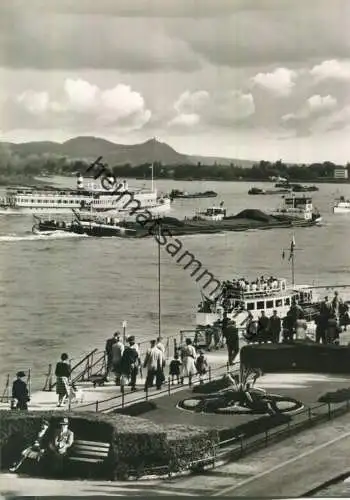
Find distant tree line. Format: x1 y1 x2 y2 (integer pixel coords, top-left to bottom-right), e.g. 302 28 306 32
0 146 349 184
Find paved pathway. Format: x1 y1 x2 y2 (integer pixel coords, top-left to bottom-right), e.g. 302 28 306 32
2 412 350 497
0 351 231 413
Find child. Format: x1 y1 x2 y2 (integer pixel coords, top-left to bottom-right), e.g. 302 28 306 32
169 352 182 385
195 350 208 384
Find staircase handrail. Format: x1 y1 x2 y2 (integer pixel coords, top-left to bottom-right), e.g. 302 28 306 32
47 348 99 390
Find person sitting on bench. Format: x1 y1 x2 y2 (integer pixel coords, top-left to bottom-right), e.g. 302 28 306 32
9 419 50 472
46 417 74 477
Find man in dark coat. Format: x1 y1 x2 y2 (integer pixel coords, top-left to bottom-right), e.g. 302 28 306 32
120 336 140 391
12 371 30 410
105 332 118 381
257 311 269 343
222 319 239 365
269 310 281 343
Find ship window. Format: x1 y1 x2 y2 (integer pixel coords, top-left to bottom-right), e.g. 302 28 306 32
266 300 274 308
63 200 68 204
247 302 255 310
284 298 291 306
275 299 283 307
256 301 265 310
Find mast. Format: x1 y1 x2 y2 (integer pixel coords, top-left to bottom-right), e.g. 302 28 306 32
290 234 296 286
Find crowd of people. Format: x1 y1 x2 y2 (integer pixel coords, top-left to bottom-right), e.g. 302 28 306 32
105 333 210 391
221 275 283 296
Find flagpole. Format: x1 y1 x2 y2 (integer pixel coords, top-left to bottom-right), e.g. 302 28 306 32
157 218 161 338
291 248 295 287
151 163 154 192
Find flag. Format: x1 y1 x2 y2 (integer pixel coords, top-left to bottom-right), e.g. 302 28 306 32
288 235 295 261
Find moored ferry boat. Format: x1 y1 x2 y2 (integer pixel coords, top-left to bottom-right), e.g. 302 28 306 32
0 174 170 216
270 194 322 224
196 276 319 328
333 196 350 214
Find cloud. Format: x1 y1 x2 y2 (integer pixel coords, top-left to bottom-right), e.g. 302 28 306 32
251 68 297 96
169 89 255 128
282 94 337 122
310 59 350 82
3 79 151 132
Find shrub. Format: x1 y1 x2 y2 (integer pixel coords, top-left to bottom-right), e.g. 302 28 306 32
114 401 157 416
241 343 350 374
192 376 232 394
218 413 291 442
165 425 219 474
319 388 350 404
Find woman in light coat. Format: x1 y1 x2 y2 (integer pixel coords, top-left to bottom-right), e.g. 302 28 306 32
182 338 197 381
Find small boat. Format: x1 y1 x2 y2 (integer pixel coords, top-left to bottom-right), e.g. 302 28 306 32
169 189 217 200
333 196 350 214
270 194 322 225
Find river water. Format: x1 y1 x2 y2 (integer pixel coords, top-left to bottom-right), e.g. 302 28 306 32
0 177 349 391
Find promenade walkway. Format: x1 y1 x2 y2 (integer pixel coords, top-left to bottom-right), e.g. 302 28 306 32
2 409 350 496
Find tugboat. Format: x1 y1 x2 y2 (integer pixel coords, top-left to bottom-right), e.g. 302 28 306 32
248 187 291 195
333 196 350 214
270 194 322 225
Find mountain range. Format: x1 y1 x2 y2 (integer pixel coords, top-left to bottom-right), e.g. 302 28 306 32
2 136 254 167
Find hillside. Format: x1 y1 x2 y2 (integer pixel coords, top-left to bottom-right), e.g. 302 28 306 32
3 136 250 167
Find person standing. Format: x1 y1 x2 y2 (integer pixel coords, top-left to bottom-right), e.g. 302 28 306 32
169 352 182 385
269 310 281 343
222 319 239 365
195 350 209 384
143 340 163 391
111 334 124 385
11 371 30 410
181 338 197 383
55 353 71 407
156 336 166 384
257 311 270 343
120 336 140 392
105 332 118 381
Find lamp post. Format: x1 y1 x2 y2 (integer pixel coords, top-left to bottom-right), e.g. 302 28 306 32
157 219 161 338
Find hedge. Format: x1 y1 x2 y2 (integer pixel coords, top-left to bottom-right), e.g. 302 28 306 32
165 425 219 474
0 410 168 480
318 388 350 404
218 413 291 442
241 343 350 374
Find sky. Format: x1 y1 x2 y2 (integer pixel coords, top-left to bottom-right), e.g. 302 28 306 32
1 0 350 163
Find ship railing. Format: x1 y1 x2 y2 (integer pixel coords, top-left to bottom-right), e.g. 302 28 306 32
73 360 240 413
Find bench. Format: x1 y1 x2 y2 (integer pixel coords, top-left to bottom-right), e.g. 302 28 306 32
67 440 111 478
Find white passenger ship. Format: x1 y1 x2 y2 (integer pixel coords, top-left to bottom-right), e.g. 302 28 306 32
270 195 322 224
333 196 350 214
196 277 317 327
0 175 170 216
